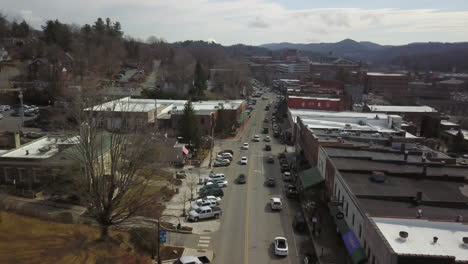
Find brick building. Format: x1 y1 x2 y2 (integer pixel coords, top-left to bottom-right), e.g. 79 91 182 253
365 72 409 104
288 96 345 111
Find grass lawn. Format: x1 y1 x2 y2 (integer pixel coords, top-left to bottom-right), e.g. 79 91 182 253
0 211 152 264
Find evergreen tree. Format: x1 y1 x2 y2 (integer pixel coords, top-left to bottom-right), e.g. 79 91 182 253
11 20 30 38
450 130 466 153
191 60 207 98
178 100 200 146
93 18 106 35
42 20 72 51
112 21 123 37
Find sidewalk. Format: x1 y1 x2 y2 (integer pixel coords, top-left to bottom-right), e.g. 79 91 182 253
302 201 348 264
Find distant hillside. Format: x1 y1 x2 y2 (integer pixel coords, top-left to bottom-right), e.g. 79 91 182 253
225 44 272 57
260 39 386 58
260 39 468 71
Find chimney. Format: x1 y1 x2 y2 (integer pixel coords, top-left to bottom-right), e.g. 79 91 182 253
14 132 21 148
416 209 423 218
463 237 468 246
404 150 409 161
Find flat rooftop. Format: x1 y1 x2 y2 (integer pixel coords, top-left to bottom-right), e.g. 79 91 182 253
87 97 244 113
332 158 468 179
372 217 468 261
367 72 407 77
291 109 404 135
0 136 75 159
367 105 437 113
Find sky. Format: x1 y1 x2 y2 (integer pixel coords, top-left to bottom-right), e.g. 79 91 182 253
2 0 468 46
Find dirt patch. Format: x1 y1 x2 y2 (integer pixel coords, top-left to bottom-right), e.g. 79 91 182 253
160 245 184 261
137 186 175 219
0 211 152 264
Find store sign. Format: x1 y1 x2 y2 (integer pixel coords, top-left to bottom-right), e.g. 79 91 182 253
342 231 362 255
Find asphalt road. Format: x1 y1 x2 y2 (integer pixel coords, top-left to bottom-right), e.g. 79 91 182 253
210 93 306 264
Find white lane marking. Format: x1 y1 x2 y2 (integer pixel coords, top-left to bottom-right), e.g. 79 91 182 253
198 236 211 248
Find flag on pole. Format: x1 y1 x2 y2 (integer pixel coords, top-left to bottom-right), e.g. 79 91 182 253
182 145 189 155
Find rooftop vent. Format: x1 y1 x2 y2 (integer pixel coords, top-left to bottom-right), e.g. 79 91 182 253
399 231 408 241
369 171 386 183
416 209 423 218
432 236 438 244
25 150 29 155
463 237 468 246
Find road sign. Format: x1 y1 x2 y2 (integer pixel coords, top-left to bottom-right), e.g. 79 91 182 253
336 212 345 220
159 230 167 243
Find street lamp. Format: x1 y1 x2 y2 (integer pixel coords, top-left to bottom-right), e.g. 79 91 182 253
152 215 181 264
18 91 24 129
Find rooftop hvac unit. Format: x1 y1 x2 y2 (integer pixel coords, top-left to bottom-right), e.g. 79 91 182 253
399 231 408 241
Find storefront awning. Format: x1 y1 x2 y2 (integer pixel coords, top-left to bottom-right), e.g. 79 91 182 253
298 167 323 189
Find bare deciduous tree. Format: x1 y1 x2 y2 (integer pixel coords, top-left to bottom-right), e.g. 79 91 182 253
68 93 155 241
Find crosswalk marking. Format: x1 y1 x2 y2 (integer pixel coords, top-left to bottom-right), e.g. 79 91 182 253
197 236 211 248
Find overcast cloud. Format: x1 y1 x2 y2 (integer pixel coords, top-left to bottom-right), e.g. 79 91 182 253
2 0 468 45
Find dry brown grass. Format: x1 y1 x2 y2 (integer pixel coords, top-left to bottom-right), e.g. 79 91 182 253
0 211 152 264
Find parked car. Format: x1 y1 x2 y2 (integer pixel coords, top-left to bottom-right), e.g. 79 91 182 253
188 206 222 222
195 196 221 204
0 105 11 112
191 199 219 211
199 188 224 198
237 174 246 184
264 145 272 151
253 135 260 142
240 157 248 165
213 160 230 167
283 172 292 181
206 179 228 188
270 197 283 210
293 213 307 232
281 164 290 173
278 153 286 159
286 184 299 198
264 136 271 142
204 173 225 183
266 177 276 187
25 132 44 139
242 143 249 150
274 237 288 256
220 149 234 155
0 113 3 120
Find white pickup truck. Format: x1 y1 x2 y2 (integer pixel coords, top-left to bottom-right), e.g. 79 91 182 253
188 206 222 222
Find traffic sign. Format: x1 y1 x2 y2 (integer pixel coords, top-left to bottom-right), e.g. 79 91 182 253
159 230 167 243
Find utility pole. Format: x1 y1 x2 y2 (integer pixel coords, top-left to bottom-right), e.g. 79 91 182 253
208 113 215 168
18 91 24 130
